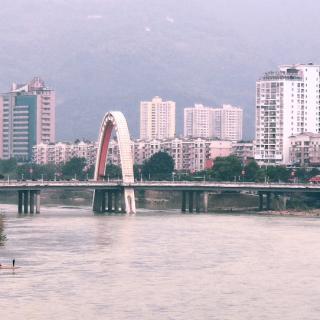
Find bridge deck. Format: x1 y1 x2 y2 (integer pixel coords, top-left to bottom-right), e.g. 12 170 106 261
0 180 319 193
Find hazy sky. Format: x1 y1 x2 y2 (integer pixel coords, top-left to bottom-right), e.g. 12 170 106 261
0 0 318 139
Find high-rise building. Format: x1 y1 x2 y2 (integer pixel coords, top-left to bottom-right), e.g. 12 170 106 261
183 104 243 141
0 77 55 161
140 96 176 140
212 104 243 141
184 104 214 138
254 64 320 165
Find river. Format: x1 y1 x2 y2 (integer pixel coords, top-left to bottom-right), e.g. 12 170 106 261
1 205 320 320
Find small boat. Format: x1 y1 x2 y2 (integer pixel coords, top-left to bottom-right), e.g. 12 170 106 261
0 265 20 270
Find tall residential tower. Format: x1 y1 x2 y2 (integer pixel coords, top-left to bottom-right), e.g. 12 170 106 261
140 96 176 140
0 77 56 161
184 104 214 138
254 64 320 165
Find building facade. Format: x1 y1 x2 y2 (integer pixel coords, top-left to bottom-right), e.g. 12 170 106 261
254 64 320 165
212 104 243 141
232 141 254 163
140 96 176 140
0 77 55 161
132 138 233 172
183 104 243 141
184 104 214 138
33 141 98 166
288 132 320 167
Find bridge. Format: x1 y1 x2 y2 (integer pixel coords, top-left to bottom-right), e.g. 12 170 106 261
4 111 320 214
2 180 320 214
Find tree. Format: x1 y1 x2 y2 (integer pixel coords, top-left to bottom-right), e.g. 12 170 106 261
105 164 122 179
142 151 174 180
210 156 242 181
133 164 143 180
0 158 17 177
61 157 87 180
244 160 260 182
266 166 290 182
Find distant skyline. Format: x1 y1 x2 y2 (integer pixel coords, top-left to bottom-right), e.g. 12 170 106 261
0 0 319 140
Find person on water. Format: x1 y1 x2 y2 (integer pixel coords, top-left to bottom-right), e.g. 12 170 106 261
12 259 15 268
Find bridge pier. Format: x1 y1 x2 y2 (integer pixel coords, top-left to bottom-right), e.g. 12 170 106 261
195 192 201 213
121 191 126 212
188 191 194 213
101 190 106 212
36 191 41 213
258 192 264 211
29 190 35 214
23 190 29 213
182 191 208 213
93 190 102 213
203 192 208 213
93 189 128 214
115 191 120 213
181 191 187 212
18 190 23 214
266 192 271 211
108 191 113 212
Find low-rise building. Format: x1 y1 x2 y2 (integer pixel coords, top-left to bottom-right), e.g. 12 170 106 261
289 132 320 166
232 141 254 163
33 141 98 166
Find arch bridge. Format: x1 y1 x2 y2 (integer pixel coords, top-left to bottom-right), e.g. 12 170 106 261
92 111 136 214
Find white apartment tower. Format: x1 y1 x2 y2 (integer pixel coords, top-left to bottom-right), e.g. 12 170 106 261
140 96 176 140
184 104 214 138
254 63 320 165
212 104 243 141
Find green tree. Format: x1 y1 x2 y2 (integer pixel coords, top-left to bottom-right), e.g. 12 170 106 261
105 164 122 180
61 157 87 180
266 166 291 182
0 158 18 177
244 160 260 182
133 164 143 180
210 156 242 181
142 151 174 180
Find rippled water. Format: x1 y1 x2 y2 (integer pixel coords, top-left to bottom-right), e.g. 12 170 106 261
1 205 320 320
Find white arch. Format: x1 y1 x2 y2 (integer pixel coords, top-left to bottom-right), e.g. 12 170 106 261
93 111 136 213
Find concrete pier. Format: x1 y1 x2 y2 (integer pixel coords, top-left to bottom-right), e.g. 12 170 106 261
36 191 41 213
23 190 29 213
203 192 208 213
266 192 271 210
195 192 201 213
259 192 264 211
181 191 187 212
101 191 106 212
30 190 35 214
108 191 113 212
115 191 120 213
18 190 23 214
188 191 194 213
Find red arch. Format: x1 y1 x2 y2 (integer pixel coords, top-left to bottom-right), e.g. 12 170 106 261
96 121 113 180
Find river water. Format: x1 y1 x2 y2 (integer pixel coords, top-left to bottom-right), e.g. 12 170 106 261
1 205 320 320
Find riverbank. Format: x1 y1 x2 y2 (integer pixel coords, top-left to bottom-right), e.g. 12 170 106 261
259 209 320 218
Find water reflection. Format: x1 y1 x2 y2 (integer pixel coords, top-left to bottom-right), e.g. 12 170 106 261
0 215 7 245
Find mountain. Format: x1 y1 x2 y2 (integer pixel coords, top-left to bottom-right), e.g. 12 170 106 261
0 0 319 140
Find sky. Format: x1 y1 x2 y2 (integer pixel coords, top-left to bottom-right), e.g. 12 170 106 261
0 0 319 140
